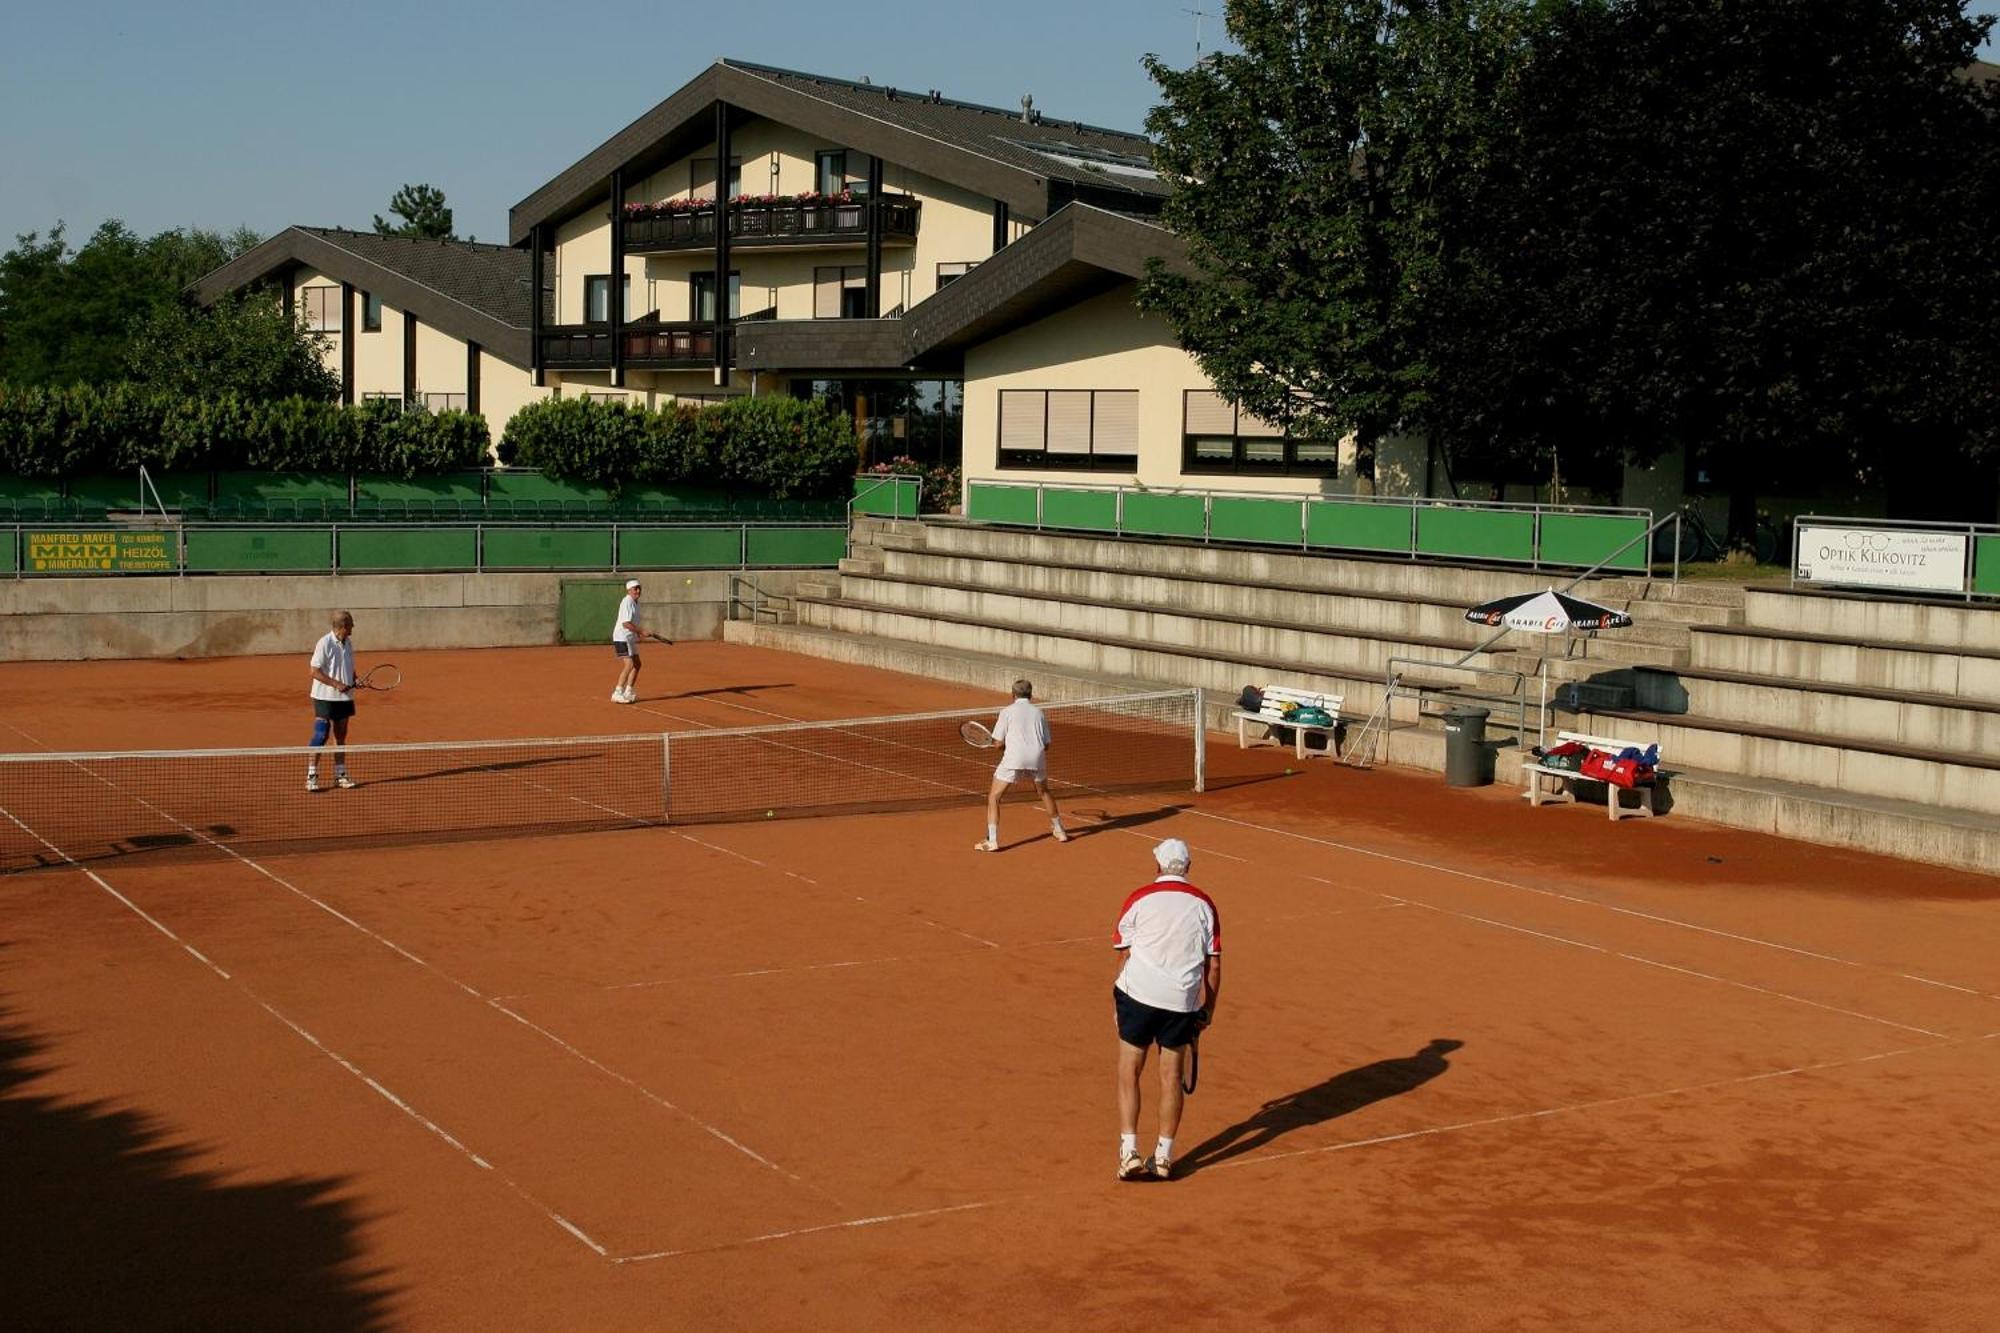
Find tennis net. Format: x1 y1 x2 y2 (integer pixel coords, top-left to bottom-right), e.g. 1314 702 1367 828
0 689 1203 871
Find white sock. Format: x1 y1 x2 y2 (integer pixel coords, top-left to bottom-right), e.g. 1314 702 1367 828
986 822 998 844
1120 1133 1138 1157
1051 817 1065 832
1155 1136 1174 1163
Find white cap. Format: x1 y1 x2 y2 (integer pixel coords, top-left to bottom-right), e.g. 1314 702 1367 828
1152 837 1191 870
625 579 642 590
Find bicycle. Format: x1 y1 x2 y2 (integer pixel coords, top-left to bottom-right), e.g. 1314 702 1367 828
1651 502 1781 565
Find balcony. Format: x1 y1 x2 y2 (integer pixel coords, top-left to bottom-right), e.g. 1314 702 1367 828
539 310 775 372
620 194 920 254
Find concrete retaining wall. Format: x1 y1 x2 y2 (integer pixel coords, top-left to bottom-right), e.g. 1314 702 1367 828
0 569 811 662
1744 585 2000 651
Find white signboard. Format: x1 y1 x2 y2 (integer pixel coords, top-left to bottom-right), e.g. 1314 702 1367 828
1795 524 1967 595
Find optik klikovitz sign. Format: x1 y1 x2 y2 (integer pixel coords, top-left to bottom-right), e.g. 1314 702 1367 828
1795 524 1966 595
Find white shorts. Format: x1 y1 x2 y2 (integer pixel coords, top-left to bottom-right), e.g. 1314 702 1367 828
996 763 1047 784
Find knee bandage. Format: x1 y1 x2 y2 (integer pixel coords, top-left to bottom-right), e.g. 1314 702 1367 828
310 717 330 746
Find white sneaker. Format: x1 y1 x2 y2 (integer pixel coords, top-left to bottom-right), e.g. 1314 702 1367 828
335 775 357 790
305 775 321 793
611 688 628 703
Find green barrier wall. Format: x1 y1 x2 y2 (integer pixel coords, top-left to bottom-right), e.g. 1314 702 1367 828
1417 507 1536 562
214 472 350 502
1040 488 1118 531
1974 535 2000 595
184 528 331 572
1120 492 1206 539
479 528 613 569
0 531 16 572
745 527 846 567
1538 513 1649 571
851 476 920 518
486 472 614 505
1209 496 1303 545
65 472 211 510
336 528 478 571
354 472 485 503
0 476 64 501
967 483 1040 525
619 527 744 568
558 579 629 645
1305 500 1412 552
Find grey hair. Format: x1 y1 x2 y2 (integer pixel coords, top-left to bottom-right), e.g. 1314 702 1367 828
331 609 354 626
1161 857 1191 876
1012 678 1033 698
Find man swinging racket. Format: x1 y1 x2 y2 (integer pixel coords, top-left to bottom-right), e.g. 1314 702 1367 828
971 679 1068 852
610 578 673 704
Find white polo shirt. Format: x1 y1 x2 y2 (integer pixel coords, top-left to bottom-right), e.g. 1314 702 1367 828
1113 875 1220 1013
309 632 355 702
991 697 1049 774
612 594 641 645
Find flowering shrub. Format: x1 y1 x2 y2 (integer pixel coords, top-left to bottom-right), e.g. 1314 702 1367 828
868 455 961 512
622 189 858 220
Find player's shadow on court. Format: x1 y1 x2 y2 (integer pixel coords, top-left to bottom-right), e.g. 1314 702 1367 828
1062 805 1187 840
1177 1038 1465 1174
658 684 791 700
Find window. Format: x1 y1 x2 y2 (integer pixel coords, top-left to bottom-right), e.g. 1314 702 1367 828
997 390 1138 471
815 150 874 196
1180 390 1336 475
583 274 630 324
361 291 382 332
581 391 627 403
691 156 743 198
936 262 977 290
301 286 342 332
424 392 468 412
362 391 403 405
813 265 868 319
690 271 741 321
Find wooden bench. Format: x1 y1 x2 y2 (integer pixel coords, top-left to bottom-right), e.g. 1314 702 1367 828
1522 729 1662 821
1234 686 1344 760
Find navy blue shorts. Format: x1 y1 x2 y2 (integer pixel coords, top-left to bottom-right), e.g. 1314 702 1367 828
312 698 356 721
1114 985 1203 1050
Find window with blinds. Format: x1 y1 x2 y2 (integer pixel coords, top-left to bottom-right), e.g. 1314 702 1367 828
1180 389 1339 476
301 286 342 332
996 390 1140 471
424 392 468 412
813 266 867 319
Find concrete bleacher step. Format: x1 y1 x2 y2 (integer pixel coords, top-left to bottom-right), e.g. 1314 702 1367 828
1690 624 2000 703
1632 664 2000 753
1742 584 2000 651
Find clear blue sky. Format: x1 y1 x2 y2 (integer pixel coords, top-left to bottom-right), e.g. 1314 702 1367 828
2 0 1994 249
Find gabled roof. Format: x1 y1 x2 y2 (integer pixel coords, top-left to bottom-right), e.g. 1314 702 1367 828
508 59 1165 247
191 227 534 366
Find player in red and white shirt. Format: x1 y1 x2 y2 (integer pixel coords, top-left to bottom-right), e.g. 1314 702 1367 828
1112 837 1221 1181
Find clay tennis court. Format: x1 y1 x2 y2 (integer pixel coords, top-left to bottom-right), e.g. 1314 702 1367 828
4 642 1999 1330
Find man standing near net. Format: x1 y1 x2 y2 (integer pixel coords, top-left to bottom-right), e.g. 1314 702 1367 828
306 610 358 793
974 679 1068 852
1113 837 1220 1181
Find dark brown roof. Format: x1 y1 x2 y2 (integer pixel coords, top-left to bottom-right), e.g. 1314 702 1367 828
508 59 1164 247
1971 59 1998 88
191 227 534 366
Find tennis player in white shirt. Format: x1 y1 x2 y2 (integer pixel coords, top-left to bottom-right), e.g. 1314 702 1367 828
305 610 358 792
610 578 663 704
973 678 1068 852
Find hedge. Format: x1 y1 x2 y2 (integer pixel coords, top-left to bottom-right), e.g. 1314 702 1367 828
0 384 489 479
499 394 858 499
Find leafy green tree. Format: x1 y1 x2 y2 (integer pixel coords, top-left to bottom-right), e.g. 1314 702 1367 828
373 184 456 240
125 292 340 402
1139 0 1540 480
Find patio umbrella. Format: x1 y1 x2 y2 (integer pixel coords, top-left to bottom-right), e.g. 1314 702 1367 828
1464 589 1633 634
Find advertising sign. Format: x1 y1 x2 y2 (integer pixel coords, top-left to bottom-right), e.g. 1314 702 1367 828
24 529 176 574
1795 524 1967 595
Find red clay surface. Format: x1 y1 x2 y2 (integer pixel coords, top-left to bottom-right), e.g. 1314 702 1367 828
3 642 1998 1331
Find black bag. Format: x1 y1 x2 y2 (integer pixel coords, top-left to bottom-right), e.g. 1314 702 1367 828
1237 685 1264 713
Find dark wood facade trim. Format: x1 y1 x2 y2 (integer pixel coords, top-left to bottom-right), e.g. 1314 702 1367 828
992 201 1009 254
712 100 732 386
530 224 547 386
609 168 626 387
403 310 419 403
863 154 885 318
340 282 355 404
467 341 482 417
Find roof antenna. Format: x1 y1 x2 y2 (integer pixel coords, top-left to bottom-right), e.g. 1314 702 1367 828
860 74 872 85
1021 93 1034 124
1184 4 1208 60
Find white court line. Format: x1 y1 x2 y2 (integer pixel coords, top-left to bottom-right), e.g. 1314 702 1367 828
612 1200 995 1265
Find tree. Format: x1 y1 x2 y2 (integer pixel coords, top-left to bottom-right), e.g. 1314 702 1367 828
373 184 455 240
0 222 261 385
1138 0 1541 479
124 293 339 403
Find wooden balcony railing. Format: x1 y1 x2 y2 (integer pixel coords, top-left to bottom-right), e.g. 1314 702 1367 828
620 195 920 253
538 309 776 371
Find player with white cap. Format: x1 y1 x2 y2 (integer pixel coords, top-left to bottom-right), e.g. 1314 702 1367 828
609 578 672 703
1111 836 1221 1181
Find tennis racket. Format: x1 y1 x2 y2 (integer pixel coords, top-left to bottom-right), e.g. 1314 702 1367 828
1182 1007 1210 1095
959 720 997 749
355 664 403 691
646 631 676 647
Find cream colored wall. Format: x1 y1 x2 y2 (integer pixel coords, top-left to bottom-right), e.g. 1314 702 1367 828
293 268 345 382
545 370 737 408
553 207 611 325
414 322 466 397
478 352 548 447
963 282 1357 496
352 295 405 399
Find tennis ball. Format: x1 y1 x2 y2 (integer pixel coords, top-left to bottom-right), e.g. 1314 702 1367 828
684 577 693 585
765 809 775 819
1285 767 1294 775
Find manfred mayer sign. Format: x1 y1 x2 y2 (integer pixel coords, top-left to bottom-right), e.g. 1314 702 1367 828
1795 524 1967 595
25 530 176 574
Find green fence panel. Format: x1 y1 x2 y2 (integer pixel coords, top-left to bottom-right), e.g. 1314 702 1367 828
1305 500 1411 552
1040 488 1118 532
1120 491 1207 539
558 579 630 646
65 471 210 510
0 476 65 501
354 472 485 503
336 527 478 571
478 527 613 569
486 471 615 506
851 476 920 518
184 528 331 572
1974 535 2000 595
619 527 744 568
214 472 350 502
967 483 1041 526
1209 496 1304 546
1416 506 1536 562
1537 512 1649 571
745 527 845 567
0 530 16 572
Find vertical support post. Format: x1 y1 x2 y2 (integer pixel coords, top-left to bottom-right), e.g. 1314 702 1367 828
609 167 627 388
713 101 733 387
661 732 672 823
281 269 295 319
611 521 620 573
331 522 340 574
466 341 482 418
402 310 418 405
1115 486 1124 535
339 282 355 404
1408 499 1418 561
1530 505 1542 572
739 523 748 568
864 154 885 317
476 523 484 572
991 200 1009 253
530 224 547 387
1192 687 1207 794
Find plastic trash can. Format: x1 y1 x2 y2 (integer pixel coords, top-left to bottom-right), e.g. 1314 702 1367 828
1442 707 1492 787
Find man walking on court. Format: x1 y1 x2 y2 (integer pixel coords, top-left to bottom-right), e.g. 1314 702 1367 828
974 679 1068 852
306 610 358 792
1113 838 1220 1181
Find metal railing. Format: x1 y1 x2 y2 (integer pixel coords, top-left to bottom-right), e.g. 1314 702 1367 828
1789 514 1998 603
1345 657 1534 769
621 194 920 252
848 472 923 522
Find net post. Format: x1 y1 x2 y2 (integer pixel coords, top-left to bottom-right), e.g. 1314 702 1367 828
1192 687 1206 794
661 732 672 823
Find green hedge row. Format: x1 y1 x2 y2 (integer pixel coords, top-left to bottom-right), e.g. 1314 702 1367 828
498 395 857 500
0 384 489 479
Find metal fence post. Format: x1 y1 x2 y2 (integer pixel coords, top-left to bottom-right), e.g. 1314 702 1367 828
1531 505 1543 572
1114 485 1125 536
330 523 340 574
1191 687 1206 793
476 523 484 573
739 524 749 568
612 522 621 574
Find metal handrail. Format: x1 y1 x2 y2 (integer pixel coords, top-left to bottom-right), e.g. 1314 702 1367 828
848 472 923 524
969 475 1648 518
